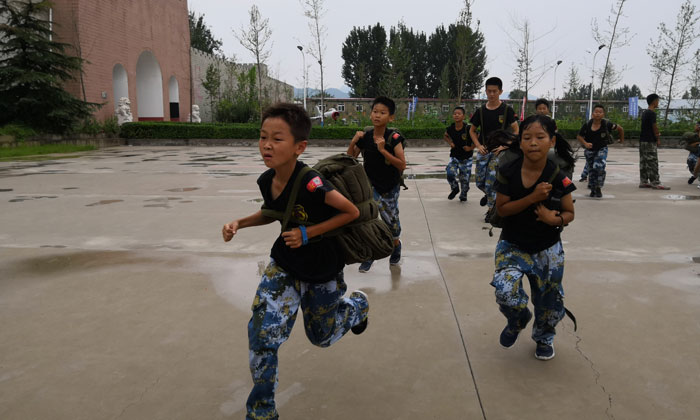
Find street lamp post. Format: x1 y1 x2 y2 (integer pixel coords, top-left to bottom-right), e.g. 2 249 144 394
588 44 606 120
552 60 562 120
296 45 306 111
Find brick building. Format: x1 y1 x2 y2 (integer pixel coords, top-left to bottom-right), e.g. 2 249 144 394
49 0 192 122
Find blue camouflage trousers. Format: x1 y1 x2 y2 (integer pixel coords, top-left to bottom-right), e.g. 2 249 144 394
584 147 608 190
247 260 369 420
580 161 589 179
475 152 492 193
491 240 566 345
688 152 699 175
485 154 499 209
446 156 472 199
374 185 401 240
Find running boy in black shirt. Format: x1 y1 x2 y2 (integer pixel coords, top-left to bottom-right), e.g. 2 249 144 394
347 96 407 272
576 104 625 198
444 106 474 201
492 114 576 361
469 77 519 209
222 103 369 420
638 94 670 190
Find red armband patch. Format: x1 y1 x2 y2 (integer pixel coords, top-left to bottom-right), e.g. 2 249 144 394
562 177 572 188
306 176 323 192
392 132 400 140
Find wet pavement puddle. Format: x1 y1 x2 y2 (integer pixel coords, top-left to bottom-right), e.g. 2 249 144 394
405 173 447 180
0 188 13 192
166 187 200 192
10 195 57 202
86 200 123 206
663 194 700 201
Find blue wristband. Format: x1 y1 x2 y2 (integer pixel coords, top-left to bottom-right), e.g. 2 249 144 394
299 225 308 245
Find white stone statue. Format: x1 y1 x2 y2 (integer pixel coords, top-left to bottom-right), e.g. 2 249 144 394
116 97 133 125
191 104 201 123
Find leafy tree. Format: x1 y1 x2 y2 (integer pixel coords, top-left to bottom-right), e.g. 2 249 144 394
0 0 98 133
451 22 486 100
380 25 410 98
426 25 452 97
189 11 222 55
605 84 643 101
201 64 221 120
235 5 272 121
300 0 327 123
509 88 527 99
341 24 387 98
647 0 698 124
437 65 451 100
592 0 635 96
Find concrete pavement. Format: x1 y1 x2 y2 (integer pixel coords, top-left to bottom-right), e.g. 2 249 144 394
1 145 699 419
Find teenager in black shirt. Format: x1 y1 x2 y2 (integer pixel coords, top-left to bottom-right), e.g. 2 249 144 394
577 104 625 198
444 106 475 201
638 93 670 189
491 114 576 361
222 104 369 419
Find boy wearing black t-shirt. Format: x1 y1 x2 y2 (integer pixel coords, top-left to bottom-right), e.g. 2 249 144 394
444 106 475 201
469 77 519 209
348 96 407 272
222 104 369 420
576 104 625 198
492 115 576 361
639 94 670 190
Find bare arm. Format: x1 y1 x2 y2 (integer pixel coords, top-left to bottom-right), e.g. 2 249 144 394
222 210 275 242
616 125 625 143
577 134 592 149
534 193 575 227
281 190 359 248
443 132 455 147
653 123 660 146
469 124 486 154
510 121 519 135
380 142 407 172
496 182 552 217
347 130 363 158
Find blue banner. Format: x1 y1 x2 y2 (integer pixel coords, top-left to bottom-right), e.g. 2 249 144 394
628 97 639 118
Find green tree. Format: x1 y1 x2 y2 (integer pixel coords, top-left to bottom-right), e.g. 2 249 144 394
0 0 98 133
437 65 451 100
426 25 452 97
235 5 272 121
380 26 410 98
189 11 222 55
201 64 221 120
341 24 387 98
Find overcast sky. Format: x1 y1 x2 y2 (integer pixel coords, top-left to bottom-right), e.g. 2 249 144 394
188 0 697 99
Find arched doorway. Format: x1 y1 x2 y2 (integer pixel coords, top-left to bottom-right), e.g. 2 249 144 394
112 64 129 111
168 76 180 121
136 51 164 121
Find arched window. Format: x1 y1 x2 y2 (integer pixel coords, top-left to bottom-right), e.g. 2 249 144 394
112 64 129 111
136 51 164 120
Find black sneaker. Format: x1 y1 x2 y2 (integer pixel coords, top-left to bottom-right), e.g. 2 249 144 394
448 188 459 200
358 260 374 273
389 240 402 265
594 187 603 198
589 189 596 198
479 195 488 206
579 176 587 182
689 176 697 184
499 310 532 348
535 342 555 360
459 196 467 202
350 291 369 335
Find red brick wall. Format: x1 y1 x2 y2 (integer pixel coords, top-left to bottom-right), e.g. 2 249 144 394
51 0 191 122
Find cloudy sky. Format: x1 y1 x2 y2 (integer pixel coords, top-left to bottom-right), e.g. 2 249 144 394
188 0 697 98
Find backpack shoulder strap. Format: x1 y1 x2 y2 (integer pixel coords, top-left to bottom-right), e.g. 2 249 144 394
548 164 560 184
280 166 313 232
501 103 508 130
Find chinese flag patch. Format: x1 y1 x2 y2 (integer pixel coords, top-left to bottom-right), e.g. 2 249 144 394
562 177 572 188
306 176 323 192
392 132 400 140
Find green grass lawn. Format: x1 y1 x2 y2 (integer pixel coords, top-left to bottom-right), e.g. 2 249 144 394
0 144 96 160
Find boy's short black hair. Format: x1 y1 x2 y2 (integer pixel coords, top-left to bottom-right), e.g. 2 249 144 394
646 93 660 105
371 96 396 115
485 77 503 90
593 103 605 112
453 106 466 114
261 103 311 143
535 98 550 110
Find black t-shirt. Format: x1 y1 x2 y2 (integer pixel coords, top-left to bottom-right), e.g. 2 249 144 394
578 119 617 151
640 109 657 142
496 158 577 253
258 161 344 283
356 128 406 194
446 123 473 160
469 103 517 144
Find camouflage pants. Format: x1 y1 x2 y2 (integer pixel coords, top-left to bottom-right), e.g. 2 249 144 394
491 240 566 345
446 156 472 199
688 153 699 175
584 147 608 190
475 152 492 193
485 155 499 209
247 260 369 420
639 142 660 185
374 185 401 240
580 161 589 179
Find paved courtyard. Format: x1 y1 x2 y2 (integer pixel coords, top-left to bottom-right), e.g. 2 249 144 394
1 145 699 419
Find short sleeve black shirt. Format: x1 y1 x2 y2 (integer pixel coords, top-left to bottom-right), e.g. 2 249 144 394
496 158 577 253
446 123 473 160
356 129 406 194
469 103 517 144
258 161 344 283
640 109 657 142
578 119 617 151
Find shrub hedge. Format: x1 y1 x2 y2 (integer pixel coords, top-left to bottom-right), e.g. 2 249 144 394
120 121 689 141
